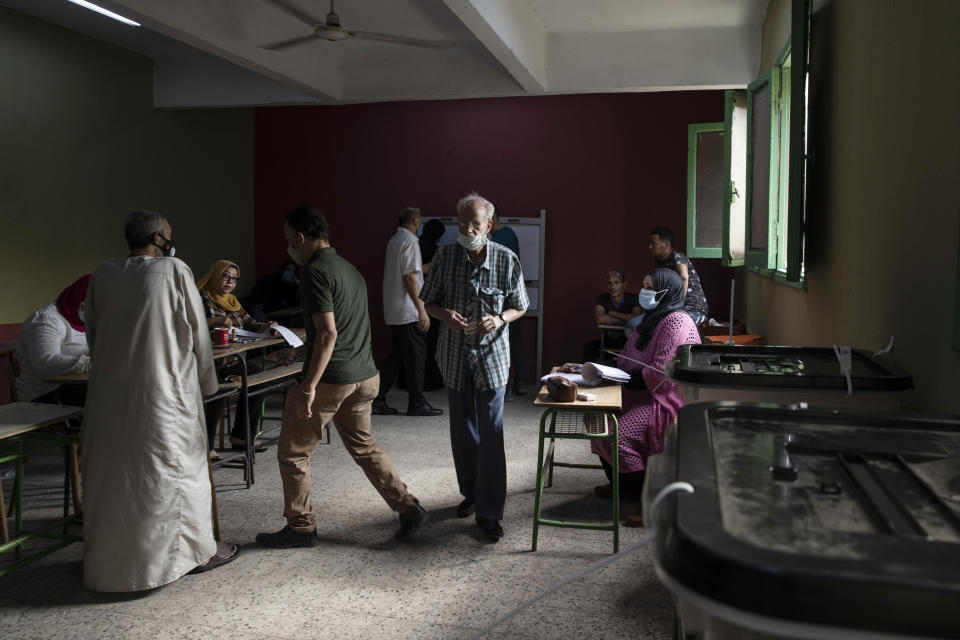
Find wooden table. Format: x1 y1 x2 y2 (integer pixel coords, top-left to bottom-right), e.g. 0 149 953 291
532 373 624 553
0 402 84 575
45 328 307 486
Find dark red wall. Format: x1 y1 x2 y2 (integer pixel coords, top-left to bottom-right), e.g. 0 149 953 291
254 92 734 380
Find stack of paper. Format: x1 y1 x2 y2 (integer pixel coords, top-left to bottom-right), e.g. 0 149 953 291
581 362 630 385
538 371 585 385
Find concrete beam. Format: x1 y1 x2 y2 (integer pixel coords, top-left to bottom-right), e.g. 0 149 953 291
104 0 343 101
547 25 761 92
439 0 547 93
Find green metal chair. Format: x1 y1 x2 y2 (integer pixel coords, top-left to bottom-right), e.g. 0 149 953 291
532 407 620 553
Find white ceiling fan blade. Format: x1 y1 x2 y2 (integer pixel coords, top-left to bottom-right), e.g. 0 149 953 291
261 32 321 51
263 0 323 27
350 30 455 50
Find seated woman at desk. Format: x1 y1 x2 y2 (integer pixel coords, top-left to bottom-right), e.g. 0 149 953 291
588 268 700 526
581 270 643 363
16 274 92 405
197 260 276 461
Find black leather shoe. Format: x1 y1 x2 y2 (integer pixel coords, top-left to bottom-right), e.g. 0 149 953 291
406 402 443 416
513 380 527 396
372 400 398 415
455 499 475 518
504 386 514 402
256 525 318 548
395 501 429 540
476 516 504 542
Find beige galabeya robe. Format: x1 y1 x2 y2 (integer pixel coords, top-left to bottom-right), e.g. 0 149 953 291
81 256 219 592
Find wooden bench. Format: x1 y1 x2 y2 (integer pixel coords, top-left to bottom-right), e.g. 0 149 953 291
218 363 302 390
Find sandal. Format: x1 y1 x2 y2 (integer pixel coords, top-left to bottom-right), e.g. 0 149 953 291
189 541 240 574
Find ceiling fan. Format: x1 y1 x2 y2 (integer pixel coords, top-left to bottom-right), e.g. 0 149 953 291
261 0 455 51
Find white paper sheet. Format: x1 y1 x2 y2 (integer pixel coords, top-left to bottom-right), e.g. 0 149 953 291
539 371 585 385
234 325 303 348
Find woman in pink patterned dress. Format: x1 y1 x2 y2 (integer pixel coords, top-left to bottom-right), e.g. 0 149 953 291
590 268 700 526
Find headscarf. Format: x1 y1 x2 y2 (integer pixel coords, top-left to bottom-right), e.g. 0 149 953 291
55 274 92 332
196 259 243 312
422 218 446 242
633 268 685 351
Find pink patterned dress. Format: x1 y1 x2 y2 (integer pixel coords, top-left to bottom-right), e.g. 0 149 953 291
591 311 701 472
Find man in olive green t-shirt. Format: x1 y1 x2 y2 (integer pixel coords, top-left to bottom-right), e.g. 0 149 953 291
256 205 427 548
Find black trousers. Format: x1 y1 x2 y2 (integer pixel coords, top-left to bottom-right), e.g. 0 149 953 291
599 456 646 496
508 321 526 384
205 357 264 447
377 322 427 408
423 321 444 390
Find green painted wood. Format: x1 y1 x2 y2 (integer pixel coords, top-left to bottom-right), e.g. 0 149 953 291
687 122 724 259
745 71 772 271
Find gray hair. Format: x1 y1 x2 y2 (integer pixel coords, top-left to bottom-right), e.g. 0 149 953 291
456 192 494 224
398 206 420 227
124 210 167 249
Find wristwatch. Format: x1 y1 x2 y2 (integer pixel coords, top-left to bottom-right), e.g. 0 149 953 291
497 312 506 325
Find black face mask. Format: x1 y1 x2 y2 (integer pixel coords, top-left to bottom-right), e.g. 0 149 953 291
156 234 176 258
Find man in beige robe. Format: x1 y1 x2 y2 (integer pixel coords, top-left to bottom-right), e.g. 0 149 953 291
81 210 238 592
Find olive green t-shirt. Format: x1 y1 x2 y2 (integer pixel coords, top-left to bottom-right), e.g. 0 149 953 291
301 247 378 384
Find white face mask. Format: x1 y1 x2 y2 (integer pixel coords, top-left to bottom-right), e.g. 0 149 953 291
457 232 486 251
638 287 668 310
286 244 303 266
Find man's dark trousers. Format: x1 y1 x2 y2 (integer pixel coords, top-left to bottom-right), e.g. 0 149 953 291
377 322 427 408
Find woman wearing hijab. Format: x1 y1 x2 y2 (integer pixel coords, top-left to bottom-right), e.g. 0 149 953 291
16 274 93 405
197 260 276 461
588 268 701 526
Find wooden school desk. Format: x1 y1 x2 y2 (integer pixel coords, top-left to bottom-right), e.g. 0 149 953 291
532 373 624 553
0 402 84 577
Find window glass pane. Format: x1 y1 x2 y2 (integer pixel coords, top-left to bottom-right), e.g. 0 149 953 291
728 92 747 262
775 58 792 272
750 82 771 250
695 129 724 248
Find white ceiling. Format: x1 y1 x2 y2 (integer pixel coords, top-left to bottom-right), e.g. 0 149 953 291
1 0 768 108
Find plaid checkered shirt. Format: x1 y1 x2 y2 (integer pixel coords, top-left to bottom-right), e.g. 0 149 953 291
420 241 528 392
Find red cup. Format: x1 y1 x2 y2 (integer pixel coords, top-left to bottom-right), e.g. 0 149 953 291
213 327 229 345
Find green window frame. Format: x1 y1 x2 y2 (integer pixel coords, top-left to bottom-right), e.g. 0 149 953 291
686 122 725 259
737 0 809 285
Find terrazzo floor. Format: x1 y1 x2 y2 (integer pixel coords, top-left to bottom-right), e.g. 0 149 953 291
0 389 674 639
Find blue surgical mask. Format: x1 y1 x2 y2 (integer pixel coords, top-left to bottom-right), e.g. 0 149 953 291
279 270 295 283
638 288 668 310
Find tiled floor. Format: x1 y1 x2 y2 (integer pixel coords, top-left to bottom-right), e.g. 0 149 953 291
0 390 674 639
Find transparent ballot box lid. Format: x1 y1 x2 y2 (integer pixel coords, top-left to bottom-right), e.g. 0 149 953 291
671 344 913 391
650 402 960 639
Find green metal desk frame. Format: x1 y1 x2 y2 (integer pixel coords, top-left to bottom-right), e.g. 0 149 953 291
532 406 621 553
1 431 82 577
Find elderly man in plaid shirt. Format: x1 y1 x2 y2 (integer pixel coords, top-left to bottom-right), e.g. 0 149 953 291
420 192 528 542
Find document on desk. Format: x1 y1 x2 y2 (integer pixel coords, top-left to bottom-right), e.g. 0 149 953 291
539 371 585 385
233 326 304 348
581 362 630 385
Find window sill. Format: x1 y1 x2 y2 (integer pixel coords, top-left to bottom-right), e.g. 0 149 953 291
746 266 806 289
